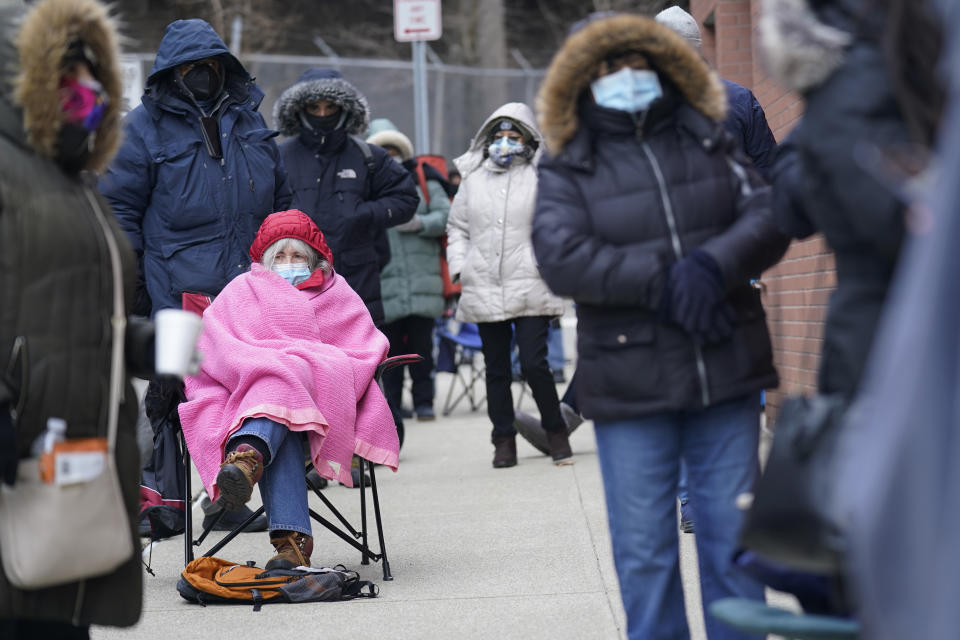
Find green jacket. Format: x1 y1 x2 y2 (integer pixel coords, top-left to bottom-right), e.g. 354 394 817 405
0 0 142 627
381 179 451 324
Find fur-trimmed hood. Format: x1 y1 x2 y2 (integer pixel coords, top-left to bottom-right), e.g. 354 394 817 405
273 67 370 137
454 102 542 176
0 0 122 172
758 0 854 94
536 13 726 154
366 118 414 160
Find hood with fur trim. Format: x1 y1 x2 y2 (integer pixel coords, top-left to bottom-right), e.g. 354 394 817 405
273 67 370 137
454 102 542 177
366 118 414 160
758 0 853 94
537 13 726 155
0 0 122 172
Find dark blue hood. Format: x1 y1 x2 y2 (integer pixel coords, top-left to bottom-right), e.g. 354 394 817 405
148 19 246 83
294 67 343 84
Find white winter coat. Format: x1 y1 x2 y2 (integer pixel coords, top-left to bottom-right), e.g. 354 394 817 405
446 103 564 323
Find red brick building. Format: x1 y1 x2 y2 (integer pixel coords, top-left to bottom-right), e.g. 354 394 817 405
690 0 833 411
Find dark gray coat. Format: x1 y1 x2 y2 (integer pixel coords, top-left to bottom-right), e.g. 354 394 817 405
0 0 142 627
764 0 912 397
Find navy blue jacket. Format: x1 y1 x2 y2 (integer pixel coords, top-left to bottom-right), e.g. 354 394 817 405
274 67 417 325
723 79 777 180
280 135 417 325
100 19 291 314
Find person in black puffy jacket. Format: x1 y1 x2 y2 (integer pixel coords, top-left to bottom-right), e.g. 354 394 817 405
272 68 418 326
531 13 789 640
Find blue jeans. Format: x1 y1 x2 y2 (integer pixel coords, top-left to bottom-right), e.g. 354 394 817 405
678 461 690 505
594 394 764 640
228 417 310 536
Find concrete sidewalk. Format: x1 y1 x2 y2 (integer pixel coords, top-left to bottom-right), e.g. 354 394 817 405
94 372 792 640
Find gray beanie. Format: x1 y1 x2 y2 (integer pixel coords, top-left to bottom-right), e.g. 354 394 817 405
654 6 702 52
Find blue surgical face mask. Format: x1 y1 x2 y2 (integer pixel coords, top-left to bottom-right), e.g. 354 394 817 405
487 137 525 167
273 262 311 286
591 67 663 113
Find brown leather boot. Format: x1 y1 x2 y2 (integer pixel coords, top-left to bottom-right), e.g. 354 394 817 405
265 531 314 570
216 443 264 511
546 429 574 466
492 436 517 468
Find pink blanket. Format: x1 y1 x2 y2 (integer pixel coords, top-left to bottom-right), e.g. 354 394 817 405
179 264 397 499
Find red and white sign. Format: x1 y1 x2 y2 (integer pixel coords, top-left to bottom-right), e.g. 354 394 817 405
394 0 442 42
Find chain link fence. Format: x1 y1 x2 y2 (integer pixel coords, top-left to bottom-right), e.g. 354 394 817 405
121 53 546 163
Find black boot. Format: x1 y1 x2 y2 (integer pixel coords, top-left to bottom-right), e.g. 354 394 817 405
546 428 574 466
492 436 517 468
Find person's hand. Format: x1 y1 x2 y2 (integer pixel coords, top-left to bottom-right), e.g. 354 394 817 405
1 403 17 486
394 215 424 233
700 303 736 344
660 249 733 341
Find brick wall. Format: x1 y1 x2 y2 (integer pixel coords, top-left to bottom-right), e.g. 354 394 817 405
689 0 832 412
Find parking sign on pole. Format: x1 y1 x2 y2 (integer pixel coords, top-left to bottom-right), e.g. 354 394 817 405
394 0 442 42
394 0 441 154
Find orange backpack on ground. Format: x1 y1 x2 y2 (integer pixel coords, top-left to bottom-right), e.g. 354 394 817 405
177 556 378 610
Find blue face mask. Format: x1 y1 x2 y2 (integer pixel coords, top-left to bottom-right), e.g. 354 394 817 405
591 67 663 113
273 262 312 286
487 137 525 167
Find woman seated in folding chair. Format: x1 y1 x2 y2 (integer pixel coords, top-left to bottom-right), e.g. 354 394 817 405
178 209 399 570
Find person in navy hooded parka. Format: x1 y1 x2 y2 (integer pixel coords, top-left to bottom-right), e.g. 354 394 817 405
99 18 289 534
273 68 418 326
100 19 292 316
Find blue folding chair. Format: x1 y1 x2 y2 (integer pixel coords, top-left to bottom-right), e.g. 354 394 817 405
436 321 486 416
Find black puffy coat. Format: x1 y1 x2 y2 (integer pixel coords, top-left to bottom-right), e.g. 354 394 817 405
763 0 919 397
274 68 418 325
533 15 789 421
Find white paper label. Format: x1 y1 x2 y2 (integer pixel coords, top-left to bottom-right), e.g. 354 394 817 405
55 451 106 485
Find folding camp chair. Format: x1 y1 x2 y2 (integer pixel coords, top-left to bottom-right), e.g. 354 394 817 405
182 354 422 582
710 598 859 639
436 321 486 416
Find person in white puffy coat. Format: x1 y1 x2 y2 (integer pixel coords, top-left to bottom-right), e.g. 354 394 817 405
445 102 570 468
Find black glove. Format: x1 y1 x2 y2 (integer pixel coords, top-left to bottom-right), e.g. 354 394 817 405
661 248 735 342
700 303 737 345
125 315 156 379
0 403 17 486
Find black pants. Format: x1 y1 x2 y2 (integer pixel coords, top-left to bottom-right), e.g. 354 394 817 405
477 316 563 440
381 315 437 411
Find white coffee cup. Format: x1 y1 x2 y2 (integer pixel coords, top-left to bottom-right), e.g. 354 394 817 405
154 309 204 378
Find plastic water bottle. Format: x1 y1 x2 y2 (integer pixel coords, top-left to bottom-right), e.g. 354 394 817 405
30 417 67 457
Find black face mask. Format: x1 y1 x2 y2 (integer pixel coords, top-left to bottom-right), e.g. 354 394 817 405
181 63 224 102
303 111 342 134
55 122 93 174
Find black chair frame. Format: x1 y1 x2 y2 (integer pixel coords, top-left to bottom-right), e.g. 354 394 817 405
182 354 423 581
